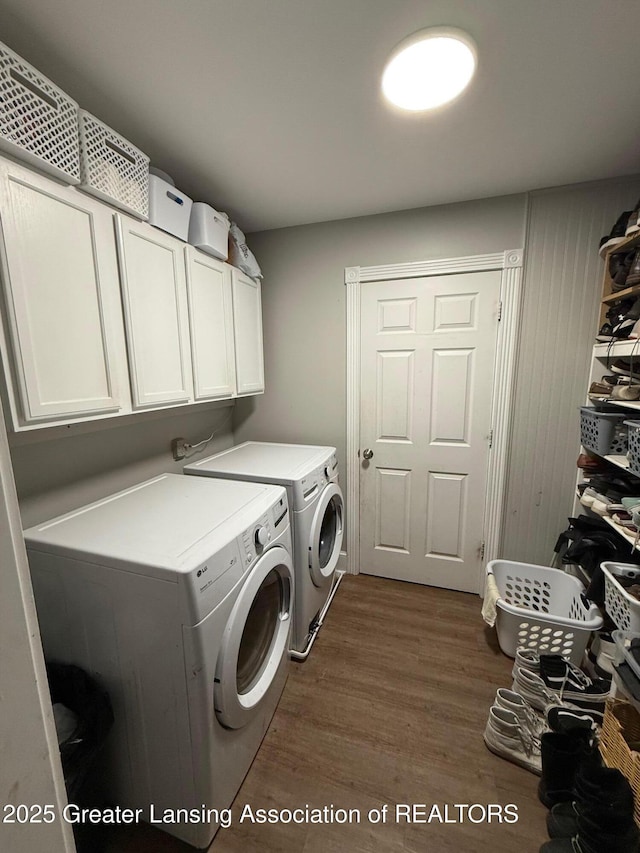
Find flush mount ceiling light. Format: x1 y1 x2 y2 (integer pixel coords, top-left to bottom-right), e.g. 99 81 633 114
382 27 477 111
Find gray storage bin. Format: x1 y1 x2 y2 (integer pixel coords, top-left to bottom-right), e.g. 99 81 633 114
580 407 628 456
625 420 640 476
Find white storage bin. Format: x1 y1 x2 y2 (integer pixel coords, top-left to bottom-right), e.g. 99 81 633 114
486 559 603 664
602 562 640 632
148 173 192 241
188 202 229 260
78 110 149 219
0 41 80 183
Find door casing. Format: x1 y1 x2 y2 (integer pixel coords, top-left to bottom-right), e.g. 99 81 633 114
345 249 524 593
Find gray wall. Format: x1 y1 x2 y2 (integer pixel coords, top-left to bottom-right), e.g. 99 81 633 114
235 194 527 540
11 402 235 528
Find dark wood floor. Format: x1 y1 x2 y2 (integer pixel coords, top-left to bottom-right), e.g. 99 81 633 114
103 575 548 852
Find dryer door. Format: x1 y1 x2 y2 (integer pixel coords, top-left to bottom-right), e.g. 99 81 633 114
215 545 293 729
309 483 344 587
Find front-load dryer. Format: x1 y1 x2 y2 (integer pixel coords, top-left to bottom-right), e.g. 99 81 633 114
184 442 344 654
24 473 293 848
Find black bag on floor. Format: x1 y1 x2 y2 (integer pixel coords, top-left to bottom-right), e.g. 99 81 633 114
46 662 114 804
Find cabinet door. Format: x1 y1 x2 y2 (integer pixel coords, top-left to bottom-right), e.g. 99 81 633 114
116 216 192 409
231 270 264 395
0 160 123 422
184 248 236 399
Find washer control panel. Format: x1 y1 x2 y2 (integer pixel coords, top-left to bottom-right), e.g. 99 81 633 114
240 493 288 564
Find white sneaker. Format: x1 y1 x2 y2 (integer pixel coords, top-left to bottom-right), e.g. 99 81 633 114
511 648 541 679
495 687 548 737
483 705 542 775
512 666 562 712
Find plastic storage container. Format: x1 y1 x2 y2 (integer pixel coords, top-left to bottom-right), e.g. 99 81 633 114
626 421 640 477
78 110 149 219
148 170 192 240
486 559 603 664
612 629 640 681
0 40 80 183
188 202 229 260
602 562 640 632
580 407 628 456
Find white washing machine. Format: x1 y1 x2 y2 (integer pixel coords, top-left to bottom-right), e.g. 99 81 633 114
184 442 344 654
24 473 293 848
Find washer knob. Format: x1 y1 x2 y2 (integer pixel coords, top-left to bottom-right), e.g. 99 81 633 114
324 466 330 479
255 526 269 547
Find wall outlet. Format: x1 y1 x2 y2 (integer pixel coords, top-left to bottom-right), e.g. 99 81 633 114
171 437 188 461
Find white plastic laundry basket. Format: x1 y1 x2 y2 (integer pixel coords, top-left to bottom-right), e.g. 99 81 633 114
486 559 603 664
602 563 640 633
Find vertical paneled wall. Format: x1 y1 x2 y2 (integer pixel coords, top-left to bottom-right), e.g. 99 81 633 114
501 178 640 564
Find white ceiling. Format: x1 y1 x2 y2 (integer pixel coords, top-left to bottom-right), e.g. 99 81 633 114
1 0 639 232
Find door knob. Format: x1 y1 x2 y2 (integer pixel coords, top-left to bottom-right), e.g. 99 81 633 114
362 448 374 460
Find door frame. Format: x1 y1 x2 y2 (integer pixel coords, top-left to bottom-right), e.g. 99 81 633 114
0 389 75 850
345 249 524 592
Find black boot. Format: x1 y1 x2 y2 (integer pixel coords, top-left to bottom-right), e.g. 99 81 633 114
547 764 635 838
540 810 639 852
538 732 594 808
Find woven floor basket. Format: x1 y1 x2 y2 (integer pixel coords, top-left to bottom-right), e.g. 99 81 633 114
600 698 640 827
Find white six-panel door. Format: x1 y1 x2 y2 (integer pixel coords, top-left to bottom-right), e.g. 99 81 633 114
359 271 501 592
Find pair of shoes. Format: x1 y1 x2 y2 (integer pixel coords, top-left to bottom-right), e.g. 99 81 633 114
626 249 640 290
627 199 640 237
483 687 544 775
580 486 627 517
540 763 639 852
588 380 615 396
600 210 633 257
610 358 640 378
585 632 617 678
595 296 637 340
538 730 598 809
512 654 609 723
540 655 611 706
610 383 640 400
576 453 608 473
609 251 636 291
596 296 640 341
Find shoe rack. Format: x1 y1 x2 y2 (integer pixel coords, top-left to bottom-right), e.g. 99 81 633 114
574 236 640 563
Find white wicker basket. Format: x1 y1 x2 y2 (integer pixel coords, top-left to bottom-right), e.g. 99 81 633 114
0 41 79 183
78 110 149 218
487 559 603 664
602 563 640 632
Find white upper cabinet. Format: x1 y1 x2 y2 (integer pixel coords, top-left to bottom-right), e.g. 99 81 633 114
184 247 236 400
0 159 125 424
0 157 265 430
231 270 264 396
115 215 193 409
